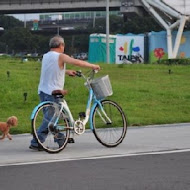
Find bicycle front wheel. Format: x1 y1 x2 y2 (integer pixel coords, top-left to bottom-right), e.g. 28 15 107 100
92 100 127 147
32 102 70 153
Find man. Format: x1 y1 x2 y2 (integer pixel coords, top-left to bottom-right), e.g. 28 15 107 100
30 35 100 150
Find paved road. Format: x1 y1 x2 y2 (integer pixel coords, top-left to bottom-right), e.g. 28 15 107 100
0 151 190 190
0 123 190 190
0 123 190 166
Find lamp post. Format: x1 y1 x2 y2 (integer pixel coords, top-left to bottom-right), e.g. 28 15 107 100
52 22 59 35
24 14 26 28
6 44 8 54
106 0 110 64
57 25 60 35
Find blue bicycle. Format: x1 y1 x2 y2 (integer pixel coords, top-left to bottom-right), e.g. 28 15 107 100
31 70 127 153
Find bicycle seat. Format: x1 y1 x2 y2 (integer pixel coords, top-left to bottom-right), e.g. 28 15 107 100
52 90 68 98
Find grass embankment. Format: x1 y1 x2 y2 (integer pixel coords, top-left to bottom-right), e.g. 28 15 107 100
0 56 190 134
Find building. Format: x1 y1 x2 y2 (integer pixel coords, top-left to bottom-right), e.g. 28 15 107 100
39 11 121 21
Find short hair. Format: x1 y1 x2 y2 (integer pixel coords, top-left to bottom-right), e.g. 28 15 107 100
49 35 65 48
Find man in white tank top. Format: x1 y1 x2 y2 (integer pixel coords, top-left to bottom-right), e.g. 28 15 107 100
30 35 100 150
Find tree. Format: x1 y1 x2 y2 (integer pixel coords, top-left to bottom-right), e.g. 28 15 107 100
0 15 23 29
87 14 163 34
0 27 49 54
122 15 162 34
0 27 33 53
0 14 174 55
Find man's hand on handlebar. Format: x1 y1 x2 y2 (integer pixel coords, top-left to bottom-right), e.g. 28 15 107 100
66 70 77 77
92 64 100 71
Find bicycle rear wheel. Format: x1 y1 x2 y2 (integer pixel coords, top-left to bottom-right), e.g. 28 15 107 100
32 102 70 153
92 100 127 147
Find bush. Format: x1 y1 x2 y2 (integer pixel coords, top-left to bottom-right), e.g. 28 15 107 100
156 58 190 65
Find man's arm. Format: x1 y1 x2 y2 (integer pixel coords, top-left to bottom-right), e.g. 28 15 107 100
60 53 100 71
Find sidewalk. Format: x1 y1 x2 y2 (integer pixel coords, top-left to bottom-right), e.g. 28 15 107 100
0 123 190 166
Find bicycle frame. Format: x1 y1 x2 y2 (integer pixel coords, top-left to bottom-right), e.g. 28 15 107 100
57 87 102 131
31 71 112 134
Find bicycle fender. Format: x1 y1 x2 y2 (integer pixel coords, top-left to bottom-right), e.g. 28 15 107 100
30 101 53 120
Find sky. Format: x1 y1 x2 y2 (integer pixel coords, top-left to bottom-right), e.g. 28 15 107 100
160 0 190 15
9 14 39 21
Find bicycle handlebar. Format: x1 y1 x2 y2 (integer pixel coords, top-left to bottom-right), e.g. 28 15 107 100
76 70 82 77
76 70 98 79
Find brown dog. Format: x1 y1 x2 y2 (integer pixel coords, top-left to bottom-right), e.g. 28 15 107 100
0 116 18 140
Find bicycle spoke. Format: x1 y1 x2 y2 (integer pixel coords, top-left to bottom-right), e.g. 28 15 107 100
32 102 70 153
92 100 127 147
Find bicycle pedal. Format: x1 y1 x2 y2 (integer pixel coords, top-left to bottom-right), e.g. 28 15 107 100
79 112 86 118
68 138 75 143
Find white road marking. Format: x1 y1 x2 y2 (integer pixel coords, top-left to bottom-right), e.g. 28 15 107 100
0 148 190 167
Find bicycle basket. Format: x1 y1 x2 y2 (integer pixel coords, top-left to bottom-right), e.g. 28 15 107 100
91 75 113 100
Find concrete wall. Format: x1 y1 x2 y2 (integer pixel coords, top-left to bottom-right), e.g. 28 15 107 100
0 0 121 14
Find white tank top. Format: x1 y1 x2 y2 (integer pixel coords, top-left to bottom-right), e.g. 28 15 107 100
38 51 66 95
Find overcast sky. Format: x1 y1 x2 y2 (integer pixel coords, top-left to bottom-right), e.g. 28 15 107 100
9 14 39 21
159 0 190 15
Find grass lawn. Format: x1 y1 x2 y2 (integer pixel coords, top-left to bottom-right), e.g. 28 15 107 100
0 56 190 134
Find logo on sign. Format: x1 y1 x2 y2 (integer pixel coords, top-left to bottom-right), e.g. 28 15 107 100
118 39 143 63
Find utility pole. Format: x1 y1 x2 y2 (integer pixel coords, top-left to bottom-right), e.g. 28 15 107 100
93 12 96 28
106 0 110 64
24 14 26 28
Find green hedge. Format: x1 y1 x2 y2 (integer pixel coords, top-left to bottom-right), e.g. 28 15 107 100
156 58 190 65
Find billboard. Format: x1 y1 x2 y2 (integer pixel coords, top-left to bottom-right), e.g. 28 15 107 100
115 34 144 64
149 31 190 63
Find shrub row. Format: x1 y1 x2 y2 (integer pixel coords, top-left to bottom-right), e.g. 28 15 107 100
156 58 190 65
